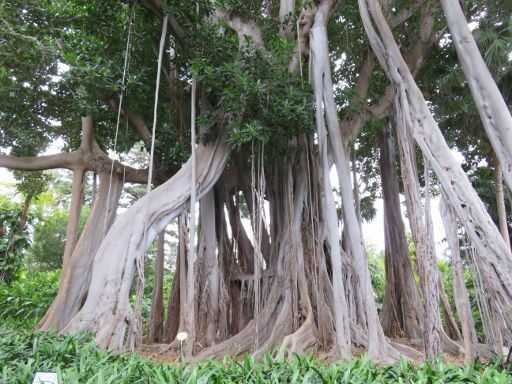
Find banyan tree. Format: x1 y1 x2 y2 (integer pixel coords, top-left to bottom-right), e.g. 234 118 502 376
1 0 511 363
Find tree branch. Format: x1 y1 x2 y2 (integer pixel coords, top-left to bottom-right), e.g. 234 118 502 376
388 0 422 27
0 152 79 171
107 97 152 145
137 0 187 46
89 140 149 184
80 115 95 151
213 11 267 54
367 3 441 120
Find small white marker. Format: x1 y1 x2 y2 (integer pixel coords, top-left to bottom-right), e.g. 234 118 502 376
32 372 58 384
176 331 188 364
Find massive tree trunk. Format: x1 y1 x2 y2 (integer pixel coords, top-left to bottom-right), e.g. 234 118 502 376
62 132 230 349
195 189 228 347
378 121 423 340
310 0 397 361
360 0 512 347
0 115 148 331
39 172 124 331
440 0 512 192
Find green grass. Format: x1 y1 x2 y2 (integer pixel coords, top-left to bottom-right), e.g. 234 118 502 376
0 324 511 383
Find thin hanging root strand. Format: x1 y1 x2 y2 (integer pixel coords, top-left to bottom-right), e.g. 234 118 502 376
130 13 169 349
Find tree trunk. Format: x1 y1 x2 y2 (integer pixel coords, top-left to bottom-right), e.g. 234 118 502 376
18 194 32 232
351 148 362 226
394 103 442 361
440 0 512 192
493 153 511 251
183 72 198 356
310 0 396 361
440 195 478 362
62 132 230 350
310 2 351 359
148 230 166 343
438 277 462 342
163 216 186 343
196 190 223 347
39 172 123 331
378 121 423 340
62 169 85 271
360 0 512 344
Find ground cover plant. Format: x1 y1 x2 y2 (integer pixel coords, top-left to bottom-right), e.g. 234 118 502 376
1 324 511 384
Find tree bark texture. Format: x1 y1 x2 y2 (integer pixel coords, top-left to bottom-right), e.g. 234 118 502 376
360 0 512 347
440 0 512 192
148 231 166 343
63 131 230 349
378 121 423 340
440 196 479 362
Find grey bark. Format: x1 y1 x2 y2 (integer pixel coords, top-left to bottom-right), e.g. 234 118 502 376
63 132 230 350
440 0 512 192
39 172 123 331
148 231 166 343
440 196 478 362
378 121 423 340
310 0 397 361
493 153 511 251
359 0 512 348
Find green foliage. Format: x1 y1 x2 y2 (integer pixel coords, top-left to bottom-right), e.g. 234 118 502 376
0 270 60 324
131 257 174 324
0 325 511 383
367 246 386 306
27 207 89 271
12 171 50 199
193 25 314 155
0 196 32 284
468 166 512 244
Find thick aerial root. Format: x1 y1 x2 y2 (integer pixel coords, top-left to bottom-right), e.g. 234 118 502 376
193 279 284 360
389 342 423 360
279 315 317 355
441 331 464 356
62 133 230 349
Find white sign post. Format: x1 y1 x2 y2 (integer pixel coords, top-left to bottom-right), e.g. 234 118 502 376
32 372 58 384
176 331 188 364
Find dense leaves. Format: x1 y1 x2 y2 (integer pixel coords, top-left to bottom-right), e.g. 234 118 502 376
0 197 33 284
0 270 59 323
193 26 314 157
28 207 89 271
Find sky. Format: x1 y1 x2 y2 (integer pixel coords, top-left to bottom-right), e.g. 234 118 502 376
360 150 465 258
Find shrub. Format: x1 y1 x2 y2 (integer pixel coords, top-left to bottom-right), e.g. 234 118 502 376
0 270 60 326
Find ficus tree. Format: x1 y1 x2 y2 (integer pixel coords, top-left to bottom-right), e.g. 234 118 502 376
1 0 511 364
